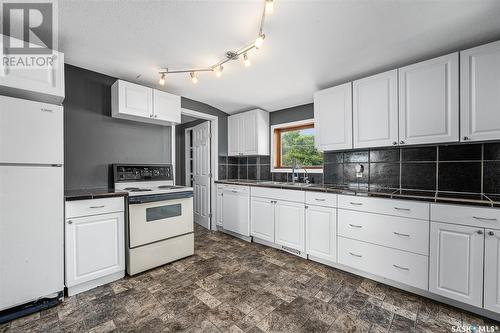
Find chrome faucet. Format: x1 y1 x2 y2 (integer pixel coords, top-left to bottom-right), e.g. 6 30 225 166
291 160 300 184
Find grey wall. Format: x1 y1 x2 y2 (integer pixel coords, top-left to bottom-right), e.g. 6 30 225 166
64 65 172 190
270 103 313 125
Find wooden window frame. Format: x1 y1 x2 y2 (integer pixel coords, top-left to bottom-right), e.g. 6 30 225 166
271 120 323 173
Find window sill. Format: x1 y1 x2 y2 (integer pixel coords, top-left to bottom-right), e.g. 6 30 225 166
271 168 323 174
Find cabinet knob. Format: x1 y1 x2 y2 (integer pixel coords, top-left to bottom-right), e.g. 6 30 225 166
392 141 398 145
477 230 484 235
463 136 469 141
154 115 158 118
305 205 309 209
400 140 405 145
489 231 495 236
67 220 73 224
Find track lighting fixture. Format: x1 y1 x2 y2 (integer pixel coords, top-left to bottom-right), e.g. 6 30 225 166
243 53 251 67
190 72 198 84
157 0 274 85
214 66 223 77
265 0 274 14
158 73 166 85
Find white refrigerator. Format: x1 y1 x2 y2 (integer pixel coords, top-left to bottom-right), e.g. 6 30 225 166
0 95 64 311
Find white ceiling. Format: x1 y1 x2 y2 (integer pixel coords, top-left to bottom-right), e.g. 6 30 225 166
59 0 500 114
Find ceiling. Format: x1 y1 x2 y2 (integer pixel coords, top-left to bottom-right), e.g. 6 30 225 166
59 0 500 114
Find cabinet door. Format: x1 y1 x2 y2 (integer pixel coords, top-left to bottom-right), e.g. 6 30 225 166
65 212 125 287
485 229 500 314
306 205 336 262
314 83 353 151
153 90 181 124
429 222 483 307
353 70 398 148
460 41 500 142
399 53 459 145
228 115 240 156
118 81 153 118
251 197 275 242
243 111 258 155
216 191 223 226
275 201 305 252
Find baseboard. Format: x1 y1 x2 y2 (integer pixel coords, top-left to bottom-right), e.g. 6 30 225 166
66 271 124 297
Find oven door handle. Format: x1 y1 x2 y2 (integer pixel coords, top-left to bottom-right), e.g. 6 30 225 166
128 191 193 204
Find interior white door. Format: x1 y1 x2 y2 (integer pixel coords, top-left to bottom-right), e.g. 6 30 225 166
275 200 305 252
0 95 63 164
314 83 353 151
398 53 459 145
65 212 125 288
429 222 484 307
228 115 240 156
485 229 500 314
353 70 399 148
0 165 63 311
460 41 500 142
251 197 275 242
305 205 337 262
192 121 211 229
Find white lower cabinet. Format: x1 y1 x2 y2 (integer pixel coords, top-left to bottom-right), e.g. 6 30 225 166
305 205 337 262
275 200 305 252
216 185 224 226
429 222 484 307
251 197 275 243
65 198 125 296
484 229 500 313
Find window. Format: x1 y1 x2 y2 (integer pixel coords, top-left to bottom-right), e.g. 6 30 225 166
271 120 323 172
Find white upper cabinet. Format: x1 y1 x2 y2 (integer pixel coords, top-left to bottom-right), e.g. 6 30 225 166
111 80 180 126
353 70 398 148
314 83 353 151
398 53 459 145
153 89 181 124
460 41 500 142
429 222 484 307
0 35 64 105
227 109 269 156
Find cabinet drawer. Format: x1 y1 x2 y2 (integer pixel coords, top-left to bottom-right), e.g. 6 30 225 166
338 210 429 255
66 197 124 218
251 187 305 203
306 192 336 207
431 204 500 229
338 237 428 290
338 195 429 220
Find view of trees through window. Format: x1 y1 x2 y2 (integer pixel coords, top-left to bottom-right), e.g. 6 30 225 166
279 125 323 168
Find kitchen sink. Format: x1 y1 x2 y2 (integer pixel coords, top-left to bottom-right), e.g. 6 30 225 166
260 181 313 187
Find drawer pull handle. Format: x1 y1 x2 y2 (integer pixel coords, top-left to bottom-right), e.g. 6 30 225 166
349 224 363 228
89 205 105 209
349 252 363 258
350 202 363 206
315 198 326 202
393 264 409 271
473 216 498 222
231 190 238 193
393 232 410 237
394 207 411 211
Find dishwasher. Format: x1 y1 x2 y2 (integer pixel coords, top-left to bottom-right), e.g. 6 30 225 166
221 185 250 237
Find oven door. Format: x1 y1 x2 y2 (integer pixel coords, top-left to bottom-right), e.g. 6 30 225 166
128 195 193 248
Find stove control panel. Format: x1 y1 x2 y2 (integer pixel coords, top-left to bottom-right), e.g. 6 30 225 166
113 164 172 182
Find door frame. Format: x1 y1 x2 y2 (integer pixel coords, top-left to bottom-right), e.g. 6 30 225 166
177 108 218 231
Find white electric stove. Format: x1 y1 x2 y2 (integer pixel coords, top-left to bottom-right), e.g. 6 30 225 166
113 164 194 275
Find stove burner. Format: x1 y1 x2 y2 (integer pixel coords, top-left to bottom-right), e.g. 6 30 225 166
124 187 153 192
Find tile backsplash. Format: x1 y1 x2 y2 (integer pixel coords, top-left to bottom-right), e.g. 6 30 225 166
324 142 500 194
218 142 500 194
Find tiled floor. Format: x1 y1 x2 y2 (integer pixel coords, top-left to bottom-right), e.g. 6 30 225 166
1 225 499 333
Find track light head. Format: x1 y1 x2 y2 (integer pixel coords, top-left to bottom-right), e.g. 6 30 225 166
190 72 198 84
214 66 223 78
265 0 274 14
243 53 251 67
159 73 166 85
254 34 265 49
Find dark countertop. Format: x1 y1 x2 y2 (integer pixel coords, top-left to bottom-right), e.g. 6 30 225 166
65 188 128 201
215 179 500 208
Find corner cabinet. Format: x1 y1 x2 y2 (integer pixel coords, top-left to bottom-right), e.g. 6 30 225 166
460 40 500 142
314 83 353 151
353 70 398 148
111 80 180 125
398 53 459 145
227 109 269 156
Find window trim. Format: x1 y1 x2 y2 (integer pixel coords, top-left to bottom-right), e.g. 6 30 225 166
270 119 323 174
